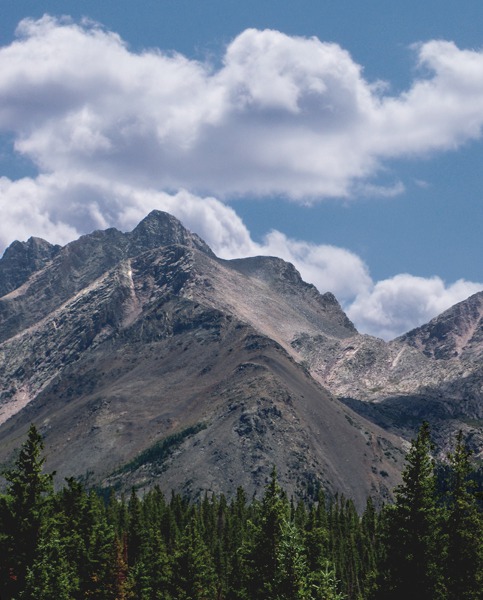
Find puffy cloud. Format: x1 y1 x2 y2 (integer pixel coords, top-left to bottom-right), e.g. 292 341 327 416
0 173 253 256
0 17 483 340
347 274 483 340
2 18 483 202
256 231 372 300
0 171 482 340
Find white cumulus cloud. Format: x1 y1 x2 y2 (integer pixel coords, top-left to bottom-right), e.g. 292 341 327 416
2 18 483 202
346 274 483 340
0 171 482 340
0 17 483 339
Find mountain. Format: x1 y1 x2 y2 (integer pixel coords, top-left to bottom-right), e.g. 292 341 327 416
294 292 483 460
0 210 480 506
0 236 61 298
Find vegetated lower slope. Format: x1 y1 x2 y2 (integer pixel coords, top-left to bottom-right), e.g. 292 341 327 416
2 422 481 600
0 211 405 506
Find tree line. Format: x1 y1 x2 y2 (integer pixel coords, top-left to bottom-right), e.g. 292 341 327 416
0 422 481 599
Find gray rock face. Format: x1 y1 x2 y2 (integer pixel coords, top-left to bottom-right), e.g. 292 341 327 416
0 237 61 297
398 292 483 360
0 210 480 503
0 211 214 344
129 210 215 257
294 293 483 459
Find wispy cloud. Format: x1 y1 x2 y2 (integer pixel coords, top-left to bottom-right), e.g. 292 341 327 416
0 17 482 339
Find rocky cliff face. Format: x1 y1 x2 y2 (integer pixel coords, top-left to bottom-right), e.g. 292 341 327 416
0 211 480 503
293 293 483 459
0 237 61 297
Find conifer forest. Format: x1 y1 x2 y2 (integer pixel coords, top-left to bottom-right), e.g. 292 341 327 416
0 423 482 600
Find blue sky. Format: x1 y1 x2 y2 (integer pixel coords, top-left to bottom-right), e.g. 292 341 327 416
1 1 483 338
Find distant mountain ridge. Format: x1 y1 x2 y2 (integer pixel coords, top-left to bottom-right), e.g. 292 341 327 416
0 211 480 504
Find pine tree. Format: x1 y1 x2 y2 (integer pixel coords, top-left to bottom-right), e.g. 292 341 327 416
444 430 483 600
127 488 145 568
376 422 445 600
277 517 310 599
310 561 346 600
225 488 249 600
359 497 379 598
241 468 293 599
303 492 346 599
327 496 363 599
20 519 79 600
80 490 118 599
0 424 54 598
171 515 217 600
303 493 329 576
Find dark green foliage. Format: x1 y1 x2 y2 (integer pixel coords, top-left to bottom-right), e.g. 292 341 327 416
0 422 481 599
172 516 217 599
443 431 483 600
243 468 289 598
0 424 54 598
374 423 483 600
119 423 207 474
21 519 80 600
375 422 445 599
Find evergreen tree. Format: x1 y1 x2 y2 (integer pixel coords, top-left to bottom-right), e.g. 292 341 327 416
5 424 483 600
327 496 364 599
0 424 54 598
225 487 249 600
310 561 346 600
376 422 445 600
277 517 310 599
20 519 79 600
127 488 145 567
80 490 118 599
243 468 289 599
127 523 171 599
171 516 217 600
303 492 346 599
444 430 483 600
359 497 379 598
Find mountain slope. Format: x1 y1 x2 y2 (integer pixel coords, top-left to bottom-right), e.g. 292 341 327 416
295 293 483 458
0 211 404 506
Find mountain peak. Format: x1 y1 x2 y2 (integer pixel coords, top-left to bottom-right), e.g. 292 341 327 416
0 236 61 298
398 291 483 359
129 210 215 257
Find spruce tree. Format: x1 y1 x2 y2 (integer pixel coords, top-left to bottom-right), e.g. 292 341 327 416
243 468 289 599
277 517 311 599
20 519 79 600
171 515 217 600
0 424 54 598
359 497 379 598
127 488 145 568
80 490 118 599
225 488 249 600
444 430 483 600
310 561 346 600
376 422 445 600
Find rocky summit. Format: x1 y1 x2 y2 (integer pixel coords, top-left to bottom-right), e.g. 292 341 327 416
0 211 481 506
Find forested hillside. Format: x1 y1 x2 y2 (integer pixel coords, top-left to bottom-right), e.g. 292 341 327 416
0 424 481 599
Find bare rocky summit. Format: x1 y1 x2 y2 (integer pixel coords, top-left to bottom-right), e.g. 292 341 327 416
0 211 480 505
0 237 61 298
